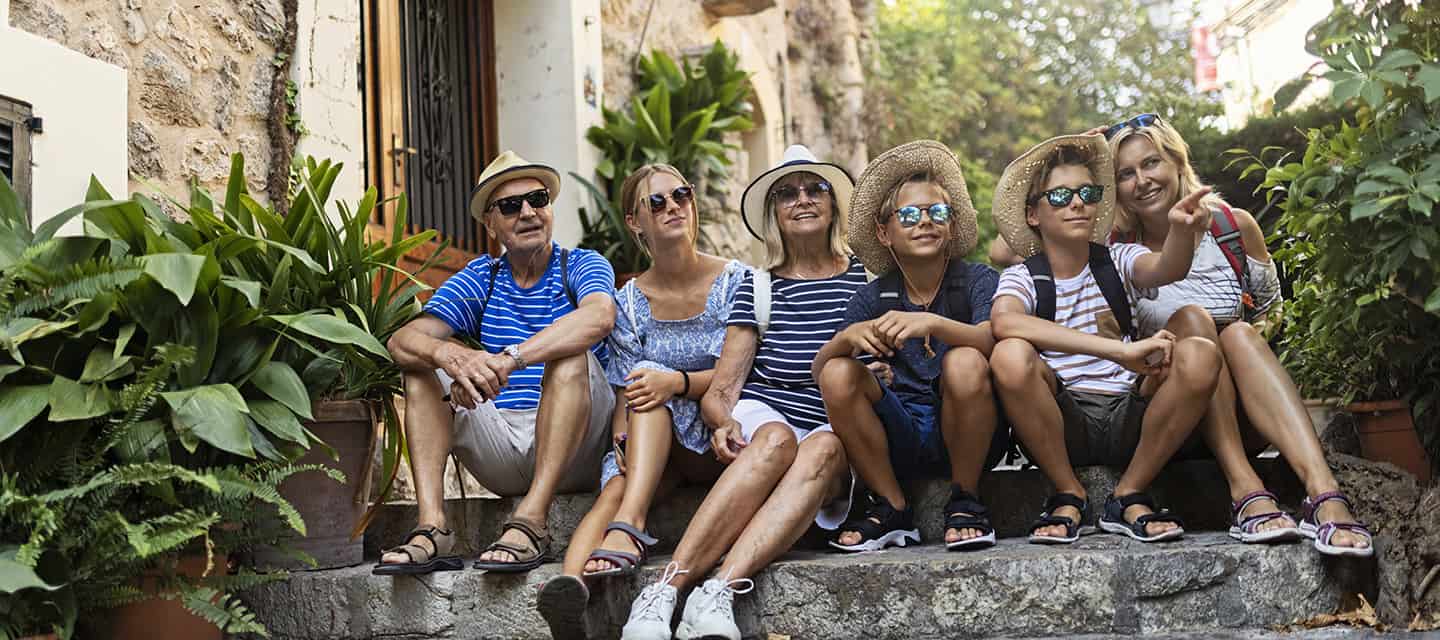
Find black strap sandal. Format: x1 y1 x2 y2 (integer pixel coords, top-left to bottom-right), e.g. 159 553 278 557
372 525 464 575
474 516 552 572
944 486 996 551
581 521 659 578
1099 492 1185 542
828 493 920 553
1027 493 1090 544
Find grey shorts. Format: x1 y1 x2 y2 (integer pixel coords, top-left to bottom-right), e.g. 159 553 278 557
437 351 614 497
1055 380 1151 467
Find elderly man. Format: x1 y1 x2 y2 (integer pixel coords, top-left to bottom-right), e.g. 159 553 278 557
374 151 617 575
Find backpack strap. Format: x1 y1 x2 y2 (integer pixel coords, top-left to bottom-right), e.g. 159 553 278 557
1023 253 1057 323
1208 204 1249 288
559 247 579 308
1109 228 1138 245
942 258 972 323
1088 242 1136 340
753 268 772 340
877 270 906 314
480 256 502 324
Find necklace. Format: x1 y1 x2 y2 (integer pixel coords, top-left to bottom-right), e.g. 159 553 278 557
786 257 842 280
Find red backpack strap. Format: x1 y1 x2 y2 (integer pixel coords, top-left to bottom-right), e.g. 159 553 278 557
1108 228 1138 245
1208 203 1247 286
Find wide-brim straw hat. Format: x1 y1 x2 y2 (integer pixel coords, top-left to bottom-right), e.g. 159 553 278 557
468 150 562 220
992 134 1116 259
848 140 979 275
741 145 855 240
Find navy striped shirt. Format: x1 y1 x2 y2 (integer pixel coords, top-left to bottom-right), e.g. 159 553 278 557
423 243 614 410
728 256 867 431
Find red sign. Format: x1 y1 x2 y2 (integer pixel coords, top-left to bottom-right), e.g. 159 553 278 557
1192 25 1220 92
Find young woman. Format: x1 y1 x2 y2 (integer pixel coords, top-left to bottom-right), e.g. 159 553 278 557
536 164 742 639
621 146 864 640
1106 114 1372 557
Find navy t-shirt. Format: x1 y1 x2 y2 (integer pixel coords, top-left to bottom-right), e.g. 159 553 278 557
839 261 999 404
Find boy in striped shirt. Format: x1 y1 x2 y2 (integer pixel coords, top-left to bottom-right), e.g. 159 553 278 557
988 134 1220 544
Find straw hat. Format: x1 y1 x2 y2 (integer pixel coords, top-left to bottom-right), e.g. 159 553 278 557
992 134 1116 259
468 150 562 220
847 140 979 275
740 145 855 240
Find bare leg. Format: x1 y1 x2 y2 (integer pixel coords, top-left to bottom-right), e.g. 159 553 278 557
817 358 893 547
563 478 625 575
1221 321 1367 549
990 338 1079 539
1114 336 1220 536
480 351 595 563
583 408 675 573
663 423 797 589
380 371 454 564
939 346 999 544
713 432 848 581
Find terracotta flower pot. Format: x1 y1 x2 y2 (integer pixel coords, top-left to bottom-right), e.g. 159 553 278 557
253 399 375 570
109 552 228 640
1347 399 1433 483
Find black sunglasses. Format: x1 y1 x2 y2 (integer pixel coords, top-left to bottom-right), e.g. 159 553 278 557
1104 113 1161 139
645 185 695 213
1030 184 1105 208
489 189 550 216
890 203 953 228
769 180 833 208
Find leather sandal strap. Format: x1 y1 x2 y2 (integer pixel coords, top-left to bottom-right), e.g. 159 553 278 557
384 543 428 564
587 550 641 569
1043 492 1088 514
1317 521 1372 545
486 540 542 562
1303 491 1353 522
501 517 550 548
1232 490 1281 518
604 521 659 549
1239 510 1294 532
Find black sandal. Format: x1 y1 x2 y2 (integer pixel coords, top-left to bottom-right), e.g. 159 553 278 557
581 521 658 578
1098 492 1185 542
473 516 552 572
537 575 590 640
1027 493 1090 544
944 486 996 551
828 493 920 553
372 525 464 575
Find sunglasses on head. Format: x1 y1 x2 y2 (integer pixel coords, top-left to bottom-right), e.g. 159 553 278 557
769 180 833 208
1031 184 1105 208
645 185 694 213
489 189 550 216
889 203 953 228
1103 113 1161 139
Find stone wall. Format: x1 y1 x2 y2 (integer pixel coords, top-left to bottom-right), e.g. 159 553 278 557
11 0 286 199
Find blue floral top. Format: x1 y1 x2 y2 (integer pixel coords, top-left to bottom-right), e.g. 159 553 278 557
599 260 749 487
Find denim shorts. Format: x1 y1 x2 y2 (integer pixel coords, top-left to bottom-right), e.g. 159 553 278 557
872 387 1010 478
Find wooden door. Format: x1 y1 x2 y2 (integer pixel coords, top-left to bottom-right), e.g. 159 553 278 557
363 0 499 294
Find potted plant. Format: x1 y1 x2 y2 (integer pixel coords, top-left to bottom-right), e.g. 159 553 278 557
1250 0 1439 482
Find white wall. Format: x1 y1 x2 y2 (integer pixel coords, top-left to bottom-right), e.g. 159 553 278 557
0 13 127 234
293 0 364 210
1217 0 1332 128
493 0 603 249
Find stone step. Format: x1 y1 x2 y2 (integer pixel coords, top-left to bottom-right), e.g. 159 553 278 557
246 532 1375 639
362 459 1304 559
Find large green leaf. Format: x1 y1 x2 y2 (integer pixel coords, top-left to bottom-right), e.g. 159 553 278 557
0 549 63 594
47 376 113 422
0 385 49 444
248 399 309 445
162 384 254 458
271 313 390 359
142 253 208 305
219 276 262 308
80 349 135 383
251 361 313 420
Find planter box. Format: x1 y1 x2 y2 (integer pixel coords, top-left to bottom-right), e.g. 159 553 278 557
1348 399 1433 483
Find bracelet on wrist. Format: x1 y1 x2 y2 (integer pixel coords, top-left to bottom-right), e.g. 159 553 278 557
679 370 691 397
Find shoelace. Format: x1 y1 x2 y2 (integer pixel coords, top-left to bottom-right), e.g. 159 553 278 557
632 561 689 622
693 568 755 617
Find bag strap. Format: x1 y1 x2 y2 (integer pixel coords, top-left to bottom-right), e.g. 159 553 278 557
942 258 972 323
753 268 772 339
1208 203 1249 287
877 270 905 314
1088 242 1135 340
1023 253 1056 323
559 247 579 308
480 256 501 327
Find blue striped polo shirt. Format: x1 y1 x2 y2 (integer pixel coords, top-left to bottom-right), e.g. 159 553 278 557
728 256 867 431
423 243 614 410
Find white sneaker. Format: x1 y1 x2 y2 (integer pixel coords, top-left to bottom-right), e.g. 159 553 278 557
674 571 755 640
622 562 688 640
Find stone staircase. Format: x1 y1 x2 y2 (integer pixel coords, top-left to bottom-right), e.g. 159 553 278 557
245 460 1380 639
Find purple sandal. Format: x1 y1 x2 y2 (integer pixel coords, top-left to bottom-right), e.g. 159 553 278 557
1299 491 1374 558
1228 490 1302 544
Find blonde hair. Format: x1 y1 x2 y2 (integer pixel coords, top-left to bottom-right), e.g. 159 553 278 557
878 172 952 224
760 171 850 270
619 163 698 256
1107 118 1227 236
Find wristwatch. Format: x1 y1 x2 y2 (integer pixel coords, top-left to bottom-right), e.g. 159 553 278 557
502 344 528 370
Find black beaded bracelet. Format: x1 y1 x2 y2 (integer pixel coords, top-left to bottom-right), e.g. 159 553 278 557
679 370 691 397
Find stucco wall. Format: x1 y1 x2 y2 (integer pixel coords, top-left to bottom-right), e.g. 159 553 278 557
1216 0 1332 128
292 0 363 204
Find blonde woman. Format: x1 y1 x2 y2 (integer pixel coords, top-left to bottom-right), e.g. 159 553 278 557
621 146 865 640
536 164 743 639
1106 114 1372 557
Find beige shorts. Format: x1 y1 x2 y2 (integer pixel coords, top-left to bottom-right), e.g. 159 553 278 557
438 351 613 497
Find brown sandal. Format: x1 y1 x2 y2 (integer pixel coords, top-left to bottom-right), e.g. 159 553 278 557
372 525 463 575
473 516 551 572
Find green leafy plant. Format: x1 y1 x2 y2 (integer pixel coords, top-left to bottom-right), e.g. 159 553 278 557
1243 0 1440 469
578 40 755 273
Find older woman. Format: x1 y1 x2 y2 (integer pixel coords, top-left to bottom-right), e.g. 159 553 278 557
536 164 743 639
1106 113 1372 557
621 146 865 640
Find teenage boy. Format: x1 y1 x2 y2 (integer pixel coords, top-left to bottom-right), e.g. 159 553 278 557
815 140 1008 552
987 134 1219 544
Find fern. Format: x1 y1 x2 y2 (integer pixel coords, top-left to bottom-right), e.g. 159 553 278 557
7 256 145 318
117 509 221 559
179 586 270 637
